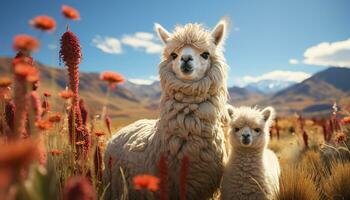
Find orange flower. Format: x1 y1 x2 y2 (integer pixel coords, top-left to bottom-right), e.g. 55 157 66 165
94 131 105 137
0 77 12 88
49 149 63 156
133 174 160 192
335 132 347 144
13 34 40 52
35 120 53 130
62 5 80 20
43 92 51 97
100 71 125 88
340 116 350 125
59 90 74 99
76 141 85 146
29 15 56 31
48 113 62 123
14 63 39 82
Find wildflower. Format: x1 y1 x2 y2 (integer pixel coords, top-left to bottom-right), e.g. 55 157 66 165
48 113 62 123
62 5 80 20
79 99 88 125
335 132 347 144
105 116 112 134
35 120 53 130
60 30 81 103
100 71 125 88
5 101 15 132
0 139 39 187
43 92 51 97
76 141 85 145
29 15 56 31
94 131 105 137
180 155 189 200
93 144 103 181
0 77 12 88
13 34 40 52
133 174 160 192
62 176 96 200
158 154 169 200
30 91 42 121
340 116 350 125
59 90 74 99
49 149 63 156
41 99 50 115
14 63 39 82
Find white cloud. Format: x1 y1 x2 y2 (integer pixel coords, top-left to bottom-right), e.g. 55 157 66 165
129 79 154 85
242 70 311 84
128 75 159 85
121 32 163 54
289 58 299 65
303 38 350 67
92 35 122 55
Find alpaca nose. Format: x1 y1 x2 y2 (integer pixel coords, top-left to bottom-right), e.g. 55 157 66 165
181 55 193 63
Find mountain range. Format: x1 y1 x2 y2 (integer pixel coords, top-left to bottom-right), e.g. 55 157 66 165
1 57 349 119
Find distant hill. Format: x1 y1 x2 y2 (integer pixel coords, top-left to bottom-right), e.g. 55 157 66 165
2 56 349 117
267 67 350 115
0 57 158 124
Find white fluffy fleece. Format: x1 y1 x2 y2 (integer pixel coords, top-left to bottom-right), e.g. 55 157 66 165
221 106 280 200
103 19 230 200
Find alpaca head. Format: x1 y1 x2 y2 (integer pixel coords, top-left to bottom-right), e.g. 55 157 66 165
228 106 275 150
155 18 228 81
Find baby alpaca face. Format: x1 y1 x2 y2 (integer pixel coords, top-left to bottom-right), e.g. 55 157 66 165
228 106 275 149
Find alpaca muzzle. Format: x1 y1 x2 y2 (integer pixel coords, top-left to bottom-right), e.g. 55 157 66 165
181 62 194 74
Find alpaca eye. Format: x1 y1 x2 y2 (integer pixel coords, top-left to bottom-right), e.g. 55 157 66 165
170 52 178 60
234 127 240 132
200 52 210 60
254 128 261 133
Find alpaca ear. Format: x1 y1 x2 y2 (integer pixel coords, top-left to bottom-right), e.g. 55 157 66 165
261 107 275 123
211 17 229 46
227 104 235 118
154 23 170 44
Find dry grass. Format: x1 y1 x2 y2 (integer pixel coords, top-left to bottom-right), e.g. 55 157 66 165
323 162 350 200
274 165 321 200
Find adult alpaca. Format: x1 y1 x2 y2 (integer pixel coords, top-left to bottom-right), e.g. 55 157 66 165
103 18 229 200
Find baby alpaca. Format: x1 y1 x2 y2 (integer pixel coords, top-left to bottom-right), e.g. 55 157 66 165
222 106 280 200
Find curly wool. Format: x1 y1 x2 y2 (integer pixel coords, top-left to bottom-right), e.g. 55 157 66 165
103 23 229 200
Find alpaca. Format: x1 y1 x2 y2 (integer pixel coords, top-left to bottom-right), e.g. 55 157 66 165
221 106 280 200
103 19 230 200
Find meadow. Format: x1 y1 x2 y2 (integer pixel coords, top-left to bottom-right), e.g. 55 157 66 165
1 4 350 200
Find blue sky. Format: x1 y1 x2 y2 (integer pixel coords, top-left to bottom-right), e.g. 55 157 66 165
1 0 350 86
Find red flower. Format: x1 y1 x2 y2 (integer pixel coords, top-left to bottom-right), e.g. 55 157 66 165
94 131 105 137
59 90 74 99
62 176 96 200
43 92 51 97
49 149 63 156
48 113 62 123
14 63 39 82
13 34 40 52
0 77 12 88
35 120 53 130
62 5 80 20
29 15 56 31
340 116 350 125
133 174 160 192
335 132 347 144
100 71 125 88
